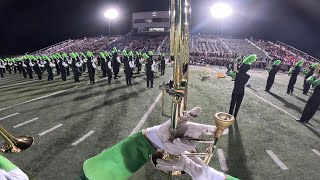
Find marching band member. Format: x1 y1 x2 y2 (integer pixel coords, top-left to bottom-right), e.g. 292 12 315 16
287 60 303 95
144 53 155 88
7 60 13 74
33 60 42 80
129 51 135 79
123 50 132 85
105 52 113 84
160 52 166 76
112 47 120 79
298 73 320 123
27 58 34 79
87 51 96 84
80 107 238 180
45 57 54 81
60 60 68 81
227 54 257 119
71 55 81 83
265 59 281 92
302 63 318 95
98 52 107 78
135 51 142 74
0 60 4 78
22 60 27 78
76 58 83 77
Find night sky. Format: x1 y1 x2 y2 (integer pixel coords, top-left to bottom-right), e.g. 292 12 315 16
0 0 319 58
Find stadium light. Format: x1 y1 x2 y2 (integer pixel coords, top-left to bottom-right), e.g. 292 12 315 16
210 2 233 19
104 9 119 20
104 9 119 36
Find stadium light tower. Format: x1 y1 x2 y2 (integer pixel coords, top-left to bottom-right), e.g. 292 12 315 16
104 9 119 36
210 2 233 35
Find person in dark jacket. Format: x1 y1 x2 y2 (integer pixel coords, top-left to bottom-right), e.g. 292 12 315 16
227 54 257 119
26 59 34 79
287 60 304 95
59 60 67 81
135 52 142 74
105 52 113 84
87 51 96 84
302 63 318 95
265 60 281 92
298 74 320 123
71 57 80 83
99 52 107 78
33 61 42 80
123 50 132 85
160 52 166 76
143 53 155 88
112 47 120 79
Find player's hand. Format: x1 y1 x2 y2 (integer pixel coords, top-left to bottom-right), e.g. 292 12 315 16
156 155 226 180
145 107 227 155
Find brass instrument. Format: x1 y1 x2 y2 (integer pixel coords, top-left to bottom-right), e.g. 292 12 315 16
0 125 33 153
0 125 36 179
157 0 235 179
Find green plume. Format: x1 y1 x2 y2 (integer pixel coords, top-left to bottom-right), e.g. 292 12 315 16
99 52 106 59
123 50 128 57
243 54 257 65
295 60 304 67
273 60 281 66
311 63 318 69
143 53 150 59
148 51 154 56
129 51 134 57
113 47 117 53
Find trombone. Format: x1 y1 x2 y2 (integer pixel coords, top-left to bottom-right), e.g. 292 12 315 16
0 125 36 179
157 0 235 179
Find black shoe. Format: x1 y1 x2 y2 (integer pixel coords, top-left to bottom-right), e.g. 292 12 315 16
296 120 305 123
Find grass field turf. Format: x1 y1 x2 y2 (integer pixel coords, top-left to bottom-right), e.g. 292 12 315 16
0 66 319 180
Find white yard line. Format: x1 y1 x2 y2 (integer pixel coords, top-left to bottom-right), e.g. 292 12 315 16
217 149 228 172
0 89 70 112
13 118 39 128
130 91 162 135
0 113 19 121
247 90 300 120
266 150 289 170
0 80 35 89
38 124 63 136
311 149 320 157
71 130 95 146
0 75 107 112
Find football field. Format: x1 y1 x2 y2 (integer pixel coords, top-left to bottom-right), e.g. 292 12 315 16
0 66 319 180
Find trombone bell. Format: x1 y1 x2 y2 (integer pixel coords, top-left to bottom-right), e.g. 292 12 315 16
1 136 34 153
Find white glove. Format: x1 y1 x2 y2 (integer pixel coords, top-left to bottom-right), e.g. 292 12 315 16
145 107 221 155
156 155 226 180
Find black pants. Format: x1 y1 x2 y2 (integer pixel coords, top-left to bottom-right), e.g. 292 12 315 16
106 70 112 84
37 72 42 80
73 71 80 82
83 64 86 72
22 70 27 78
8 68 11 74
48 71 53 81
113 67 119 78
161 68 165 76
0 69 3 78
229 92 245 119
287 77 297 94
66 67 70 76
56 68 60 75
147 73 154 87
14 66 17 74
125 70 132 85
102 68 107 78
303 81 311 94
266 75 275 91
61 71 67 81
27 71 33 79
300 96 320 123
88 70 95 83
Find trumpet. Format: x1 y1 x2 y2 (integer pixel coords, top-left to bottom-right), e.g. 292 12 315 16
157 0 235 179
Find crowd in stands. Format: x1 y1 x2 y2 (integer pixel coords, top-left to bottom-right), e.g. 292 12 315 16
27 33 318 70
